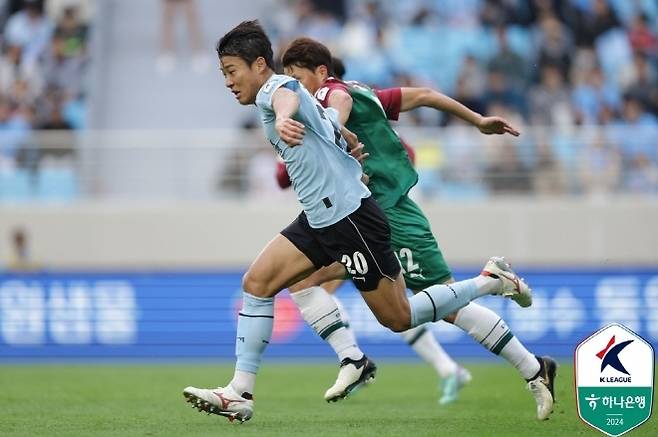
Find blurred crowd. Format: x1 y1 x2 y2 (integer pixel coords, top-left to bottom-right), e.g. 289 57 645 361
0 0 90 175
257 0 658 196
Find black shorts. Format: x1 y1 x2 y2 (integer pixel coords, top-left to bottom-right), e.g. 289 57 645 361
281 196 401 291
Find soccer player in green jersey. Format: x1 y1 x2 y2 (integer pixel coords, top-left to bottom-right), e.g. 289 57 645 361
280 38 557 420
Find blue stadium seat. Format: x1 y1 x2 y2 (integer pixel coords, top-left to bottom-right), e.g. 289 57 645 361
36 168 79 201
0 169 33 201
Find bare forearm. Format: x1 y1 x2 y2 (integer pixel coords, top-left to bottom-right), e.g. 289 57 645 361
400 87 483 126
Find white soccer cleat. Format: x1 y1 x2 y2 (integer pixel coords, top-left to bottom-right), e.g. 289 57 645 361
183 385 253 423
527 356 557 420
324 355 377 402
481 256 532 307
439 366 472 405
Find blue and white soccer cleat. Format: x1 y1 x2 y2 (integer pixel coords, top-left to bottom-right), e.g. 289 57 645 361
324 355 377 402
183 385 254 423
439 366 472 405
481 256 532 308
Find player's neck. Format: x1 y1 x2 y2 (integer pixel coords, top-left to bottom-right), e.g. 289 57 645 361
262 69 275 84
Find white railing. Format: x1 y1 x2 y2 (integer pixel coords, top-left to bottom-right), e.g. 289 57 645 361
1 125 657 203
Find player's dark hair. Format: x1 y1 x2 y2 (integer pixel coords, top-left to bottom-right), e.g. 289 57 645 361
281 37 333 73
216 20 274 69
331 56 345 79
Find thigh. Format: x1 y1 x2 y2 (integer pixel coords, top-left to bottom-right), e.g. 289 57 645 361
317 197 401 292
386 196 453 290
244 234 316 298
359 272 410 332
288 262 347 293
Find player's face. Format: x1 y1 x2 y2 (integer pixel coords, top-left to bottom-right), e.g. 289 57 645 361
220 56 261 105
284 65 324 95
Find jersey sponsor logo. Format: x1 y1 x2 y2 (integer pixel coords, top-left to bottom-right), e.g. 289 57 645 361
315 87 329 101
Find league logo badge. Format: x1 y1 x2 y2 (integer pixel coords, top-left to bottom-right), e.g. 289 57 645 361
575 323 654 436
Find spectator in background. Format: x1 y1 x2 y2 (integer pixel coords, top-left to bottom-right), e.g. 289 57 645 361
0 0 10 30
157 0 209 74
535 14 573 81
0 97 31 168
489 25 528 88
609 96 658 169
39 33 84 97
298 3 342 43
529 64 573 125
53 5 87 58
533 139 567 195
483 140 533 194
479 0 510 27
624 153 658 194
36 88 70 131
482 69 526 115
578 130 621 196
619 51 658 115
6 227 39 271
627 13 657 57
0 43 43 95
573 0 621 48
3 0 52 69
571 66 620 124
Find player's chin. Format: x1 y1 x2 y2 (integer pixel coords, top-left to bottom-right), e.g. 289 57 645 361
238 93 254 105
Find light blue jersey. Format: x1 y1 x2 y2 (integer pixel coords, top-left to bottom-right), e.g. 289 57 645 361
255 74 370 228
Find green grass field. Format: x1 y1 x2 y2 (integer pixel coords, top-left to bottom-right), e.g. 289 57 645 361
1 362 655 436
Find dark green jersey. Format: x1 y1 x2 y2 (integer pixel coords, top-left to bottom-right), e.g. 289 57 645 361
316 78 418 209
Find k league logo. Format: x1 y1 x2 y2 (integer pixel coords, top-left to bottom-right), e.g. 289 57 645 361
575 323 654 437
597 335 633 381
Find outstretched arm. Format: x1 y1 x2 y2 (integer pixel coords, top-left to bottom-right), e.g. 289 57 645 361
272 87 305 146
399 87 520 136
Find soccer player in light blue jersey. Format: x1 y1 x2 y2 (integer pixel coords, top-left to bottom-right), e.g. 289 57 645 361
183 20 533 423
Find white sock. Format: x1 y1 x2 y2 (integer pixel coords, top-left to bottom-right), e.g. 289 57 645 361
400 325 457 378
331 295 351 327
454 302 540 380
290 286 363 361
230 369 257 396
473 275 500 295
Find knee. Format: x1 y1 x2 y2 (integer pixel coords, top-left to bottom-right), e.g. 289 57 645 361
380 312 411 333
442 311 458 324
242 270 277 298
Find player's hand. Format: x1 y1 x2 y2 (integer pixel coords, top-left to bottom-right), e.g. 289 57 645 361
349 142 369 164
276 117 305 146
341 126 369 164
360 173 370 185
477 116 520 136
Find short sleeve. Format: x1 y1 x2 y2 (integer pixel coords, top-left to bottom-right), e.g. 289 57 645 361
256 76 299 112
315 80 349 108
375 88 402 121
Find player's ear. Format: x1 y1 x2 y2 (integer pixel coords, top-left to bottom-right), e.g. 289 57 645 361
317 64 328 77
254 57 267 74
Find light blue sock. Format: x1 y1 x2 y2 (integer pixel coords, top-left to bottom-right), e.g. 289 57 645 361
235 292 274 374
409 279 480 327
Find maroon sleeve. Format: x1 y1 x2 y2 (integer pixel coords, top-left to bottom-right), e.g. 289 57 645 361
400 137 416 166
275 161 292 189
315 80 350 108
375 87 402 121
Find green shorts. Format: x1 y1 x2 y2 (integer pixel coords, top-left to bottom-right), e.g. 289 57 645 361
384 195 452 290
